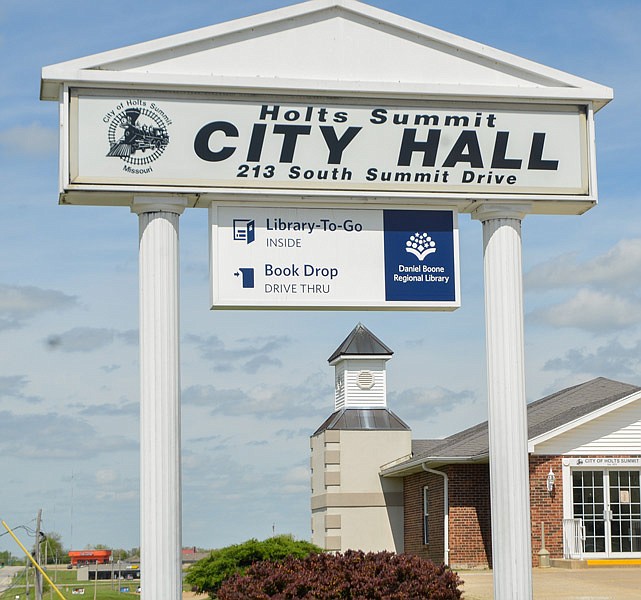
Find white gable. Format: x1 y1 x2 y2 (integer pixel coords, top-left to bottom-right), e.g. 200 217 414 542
41 0 612 107
530 395 641 456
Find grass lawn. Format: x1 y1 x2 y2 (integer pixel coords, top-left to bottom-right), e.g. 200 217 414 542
1 568 143 600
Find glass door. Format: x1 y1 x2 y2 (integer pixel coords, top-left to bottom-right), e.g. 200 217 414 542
609 470 641 553
572 470 605 553
572 469 641 556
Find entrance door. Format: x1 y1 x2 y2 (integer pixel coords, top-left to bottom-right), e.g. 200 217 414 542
572 469 641 556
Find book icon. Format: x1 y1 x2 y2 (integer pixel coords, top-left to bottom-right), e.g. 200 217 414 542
234 268 255 288
233 219 255 244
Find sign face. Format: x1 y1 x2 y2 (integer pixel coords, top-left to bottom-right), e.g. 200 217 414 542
564 458 641 467
71 91 589 198
210 204 459 310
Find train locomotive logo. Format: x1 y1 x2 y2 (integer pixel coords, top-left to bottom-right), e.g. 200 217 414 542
106 107 169 166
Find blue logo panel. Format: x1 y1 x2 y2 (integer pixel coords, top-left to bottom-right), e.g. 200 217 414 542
383 210 456 302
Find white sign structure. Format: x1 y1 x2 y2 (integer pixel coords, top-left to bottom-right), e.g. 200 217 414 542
210 204 459 309
40 2 614 600
72 92 588 197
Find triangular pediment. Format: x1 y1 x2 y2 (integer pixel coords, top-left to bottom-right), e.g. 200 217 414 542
41 0 612 108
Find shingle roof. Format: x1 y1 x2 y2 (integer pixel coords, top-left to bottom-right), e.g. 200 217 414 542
328 323 394 363
403 377 641 464
313 408 410 435
411 439 443 456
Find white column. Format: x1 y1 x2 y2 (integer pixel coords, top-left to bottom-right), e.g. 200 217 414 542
473 204 532 600
132 196 187 600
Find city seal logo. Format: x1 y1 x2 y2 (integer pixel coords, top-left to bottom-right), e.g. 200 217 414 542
106 104 170 168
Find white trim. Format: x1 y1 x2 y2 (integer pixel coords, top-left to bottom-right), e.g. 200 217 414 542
529 389 641 453
423 485 430 546
329 354 392 367
41 0 613 106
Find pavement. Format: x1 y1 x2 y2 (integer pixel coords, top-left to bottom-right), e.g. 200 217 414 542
180 568 641 600
458 567 641 600
0 566 22 595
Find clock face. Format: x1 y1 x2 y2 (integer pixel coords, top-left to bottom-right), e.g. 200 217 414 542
335 373 344 392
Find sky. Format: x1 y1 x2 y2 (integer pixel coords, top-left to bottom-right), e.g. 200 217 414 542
1 0 641 556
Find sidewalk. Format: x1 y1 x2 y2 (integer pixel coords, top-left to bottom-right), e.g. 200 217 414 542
459 567 641 600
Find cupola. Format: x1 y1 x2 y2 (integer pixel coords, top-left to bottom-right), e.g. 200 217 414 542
328 323 393 411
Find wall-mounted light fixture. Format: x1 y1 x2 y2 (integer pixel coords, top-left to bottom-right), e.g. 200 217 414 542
546 468 556 493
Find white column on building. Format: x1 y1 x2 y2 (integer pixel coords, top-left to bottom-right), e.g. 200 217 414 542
132 196 188 600
473 203 532 600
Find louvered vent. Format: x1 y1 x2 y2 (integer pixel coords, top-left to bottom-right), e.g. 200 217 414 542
357 370 375 390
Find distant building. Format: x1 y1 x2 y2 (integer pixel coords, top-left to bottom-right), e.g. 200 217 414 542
181 547 210 563
68 550 112 566
311 325 641 566
77 562 139 582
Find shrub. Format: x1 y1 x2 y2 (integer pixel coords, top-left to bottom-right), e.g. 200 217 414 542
184 535 322 598
217 549 463 600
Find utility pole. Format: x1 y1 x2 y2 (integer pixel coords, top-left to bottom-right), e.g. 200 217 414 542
35 509 43 600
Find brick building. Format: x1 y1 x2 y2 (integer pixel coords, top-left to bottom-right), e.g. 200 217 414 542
312 325 641 567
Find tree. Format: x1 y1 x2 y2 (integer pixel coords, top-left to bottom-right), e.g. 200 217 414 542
36 531 67 564
184 535 322 598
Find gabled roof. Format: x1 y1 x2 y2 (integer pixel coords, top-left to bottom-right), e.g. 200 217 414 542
41 0 612 109
328 323 393 364
382 377 641 476
313 408 410 435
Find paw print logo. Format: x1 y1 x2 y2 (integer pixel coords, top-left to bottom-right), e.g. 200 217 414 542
405 232 436 261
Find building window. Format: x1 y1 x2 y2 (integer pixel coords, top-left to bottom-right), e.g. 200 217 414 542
423 486 429 545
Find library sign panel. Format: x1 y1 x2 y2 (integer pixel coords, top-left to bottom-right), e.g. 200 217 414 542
71 91 589 196
210 204 459 310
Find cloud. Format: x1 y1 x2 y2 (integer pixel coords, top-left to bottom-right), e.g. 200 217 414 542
529 289 641 332
281 464 310 494
183 385 250 409
388 385 477 420
275 428 310 440
118 329 139 346
0 283 76 331
182 371 331 419
185 333 289 372
46 327 115 352
0 374 42 405
93 469 139 503
243 355 282 373
525 238 641 291
0 122 58 157
543 338 641 379
0 411 137 459
72 401 138 417
95 468 118 485
186 434 225 444
45 327 137 352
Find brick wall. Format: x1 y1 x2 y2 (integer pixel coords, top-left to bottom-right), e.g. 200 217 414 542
447 464 492 568
404 455 640 569
403 464 491 568
529 455 564 564
403 471 443 563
